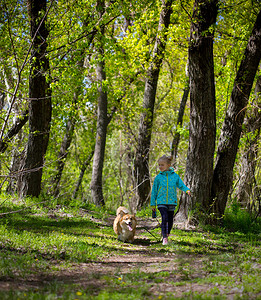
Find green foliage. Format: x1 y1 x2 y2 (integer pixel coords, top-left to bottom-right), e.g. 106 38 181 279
214 0 260 137
223 200 261 234
0 0 260 224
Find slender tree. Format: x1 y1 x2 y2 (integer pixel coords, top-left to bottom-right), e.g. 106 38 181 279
73 150 94 199
90 0 108 206
0 110 28 153
235 75 261 210
210 8 261 222
0 93 4 111
134 0 174 209
171 78 189 166
90 1 136 206
19 0 52 197
51 114 76 197
0 8 29 192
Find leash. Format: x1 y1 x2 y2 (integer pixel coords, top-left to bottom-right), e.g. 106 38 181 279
143 216 162 242
143 226 161 242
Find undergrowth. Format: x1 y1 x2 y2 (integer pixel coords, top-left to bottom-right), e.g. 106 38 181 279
223 200 261 234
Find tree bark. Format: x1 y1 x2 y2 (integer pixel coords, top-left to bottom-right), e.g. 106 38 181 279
90 0 107 206
134 0 173 209
51 116 76 197
0 93 5 111
19 0 51 198
175 0 218 222
73 150 94 199
210 9 261 222
6 148 24 194
90 56 108 206
0 110 29 153
171 78 189 167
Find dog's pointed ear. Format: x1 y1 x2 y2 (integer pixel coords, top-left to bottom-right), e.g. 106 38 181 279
119 207 129 216
119 210 126 217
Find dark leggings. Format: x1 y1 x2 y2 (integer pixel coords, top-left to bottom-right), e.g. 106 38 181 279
158 207 175 238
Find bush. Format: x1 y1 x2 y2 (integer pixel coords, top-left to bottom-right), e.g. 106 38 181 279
223 201 261 234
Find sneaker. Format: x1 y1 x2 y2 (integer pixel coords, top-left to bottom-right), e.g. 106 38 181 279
162 237 168 245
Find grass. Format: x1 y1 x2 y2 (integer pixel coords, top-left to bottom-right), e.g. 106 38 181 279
0 195 261 299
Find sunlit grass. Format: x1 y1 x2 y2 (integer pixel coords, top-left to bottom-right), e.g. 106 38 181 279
0 195 260 299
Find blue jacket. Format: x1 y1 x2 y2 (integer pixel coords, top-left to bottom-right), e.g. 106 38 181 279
150 167 189 207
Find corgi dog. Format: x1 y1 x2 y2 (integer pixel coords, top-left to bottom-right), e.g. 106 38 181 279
113 206 137 243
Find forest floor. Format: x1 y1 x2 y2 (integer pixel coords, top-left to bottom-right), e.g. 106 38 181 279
0 201 261 299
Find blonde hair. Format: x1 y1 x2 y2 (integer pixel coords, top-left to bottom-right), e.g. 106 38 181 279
158 155 173 165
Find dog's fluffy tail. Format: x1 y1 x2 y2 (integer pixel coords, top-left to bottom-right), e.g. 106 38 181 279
116 206 129 216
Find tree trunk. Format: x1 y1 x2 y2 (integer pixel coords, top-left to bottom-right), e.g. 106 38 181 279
51 56 84 197
0 92 5 111
6 146 24 194
51 116 76 197
235 75 261 209
90 0 107 206
134 0 173 209
0 110 28 153
0 63 28 191
90 56 108 206
210 9 261 223
175 0 218 222
19 0 51 198
73 151 94 199
171 78 189 167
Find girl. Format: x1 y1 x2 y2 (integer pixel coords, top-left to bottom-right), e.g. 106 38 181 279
151 155 191 245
